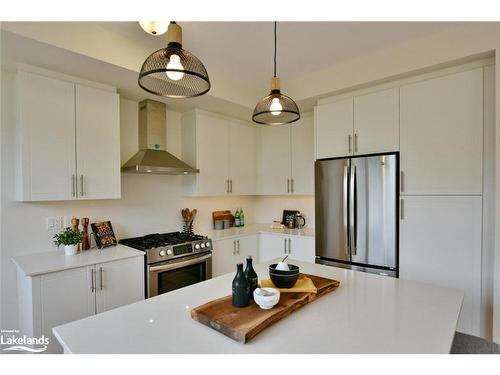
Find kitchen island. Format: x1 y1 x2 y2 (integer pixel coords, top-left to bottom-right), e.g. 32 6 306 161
53 260 463 354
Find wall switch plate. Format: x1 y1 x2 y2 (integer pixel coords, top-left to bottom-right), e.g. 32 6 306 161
47 217 63 231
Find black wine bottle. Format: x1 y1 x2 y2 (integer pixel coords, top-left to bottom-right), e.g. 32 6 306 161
232 263 250 307
244 256 258 299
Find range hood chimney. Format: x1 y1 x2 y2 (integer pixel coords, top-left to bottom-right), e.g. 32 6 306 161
121 99 199 175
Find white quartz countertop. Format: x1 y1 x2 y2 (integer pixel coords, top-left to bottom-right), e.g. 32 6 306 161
12 245 144 277
53 260 463 354
209 223 315 241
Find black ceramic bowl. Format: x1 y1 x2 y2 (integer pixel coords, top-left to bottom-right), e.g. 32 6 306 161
269 264 300 288
269 264 300 275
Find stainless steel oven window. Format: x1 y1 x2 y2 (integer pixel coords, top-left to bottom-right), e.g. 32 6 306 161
148 253 212 297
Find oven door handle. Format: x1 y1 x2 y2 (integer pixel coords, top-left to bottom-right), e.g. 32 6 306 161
149 253 212 272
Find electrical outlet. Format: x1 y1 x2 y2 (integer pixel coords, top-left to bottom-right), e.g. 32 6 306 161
46 217 63 231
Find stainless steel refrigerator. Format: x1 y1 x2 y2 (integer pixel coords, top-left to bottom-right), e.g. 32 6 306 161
315 152 398 277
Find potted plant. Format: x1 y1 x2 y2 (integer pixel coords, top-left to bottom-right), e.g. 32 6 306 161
53 227 84 256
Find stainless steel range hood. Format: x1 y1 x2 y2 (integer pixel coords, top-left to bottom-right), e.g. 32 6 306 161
121 99 199 175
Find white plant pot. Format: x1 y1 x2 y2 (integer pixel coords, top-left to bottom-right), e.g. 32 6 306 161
64 244 78 256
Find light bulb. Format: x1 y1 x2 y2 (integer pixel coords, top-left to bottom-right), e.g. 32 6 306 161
270 97 282 116
166 54 185 81
139 21 169 36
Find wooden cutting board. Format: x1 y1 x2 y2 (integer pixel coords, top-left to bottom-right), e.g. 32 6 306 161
191 274 340 343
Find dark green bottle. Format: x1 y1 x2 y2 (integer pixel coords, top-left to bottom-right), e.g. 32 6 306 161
244 256 258 299
232 263 250 307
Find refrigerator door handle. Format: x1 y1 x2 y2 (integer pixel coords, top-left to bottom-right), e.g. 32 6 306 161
343 165 349 255
349 164 357 256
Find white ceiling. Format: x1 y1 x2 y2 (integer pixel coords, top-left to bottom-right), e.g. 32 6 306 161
98 21 464 87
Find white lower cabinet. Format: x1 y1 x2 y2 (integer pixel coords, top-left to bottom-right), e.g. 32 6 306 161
17 256 144 353
259 233 315 263
399 195 482 336
212 235 258 277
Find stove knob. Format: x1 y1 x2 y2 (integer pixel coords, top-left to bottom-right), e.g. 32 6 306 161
200 243 206 248
195 244 200 250
167 249 173 256
205 242 211 248
159 250 166 257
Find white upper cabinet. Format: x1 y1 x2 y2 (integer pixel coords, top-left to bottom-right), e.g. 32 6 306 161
256 113 315 195
16 72 76 201
15 70 121 201
75 84 120 200
400 68 483 195
229 121 256 195
182 110 256 196
256 124 291 195
315 98 353 159
353 88 399 154
290 114 315 195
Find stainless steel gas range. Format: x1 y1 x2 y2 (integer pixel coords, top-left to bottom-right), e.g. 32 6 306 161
120 232 212 298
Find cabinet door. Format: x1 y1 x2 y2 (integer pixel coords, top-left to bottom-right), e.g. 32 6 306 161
399 195 482 336
256 125 291 195
95 257 144 314
354 88 399 154
229 122 256 195
237 235 259 263
315 98 353 159
288 237 315 263
195 115 230 196
38 265 95 353
291 114 314 195
400 69 483 195
259 234 287 262
75 85 121 199
16 72 76 201
212 239 238 277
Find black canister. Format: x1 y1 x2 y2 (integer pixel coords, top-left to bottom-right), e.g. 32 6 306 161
232 263 250 307
244 256 258 299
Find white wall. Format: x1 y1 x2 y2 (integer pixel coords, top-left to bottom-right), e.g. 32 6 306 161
0 74 313 330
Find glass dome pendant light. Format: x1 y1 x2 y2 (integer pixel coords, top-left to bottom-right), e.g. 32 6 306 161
252 22 300 125
138 21 211 98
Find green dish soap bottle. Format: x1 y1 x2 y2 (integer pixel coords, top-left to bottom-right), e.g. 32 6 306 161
240 207 245 227
234 208 241 227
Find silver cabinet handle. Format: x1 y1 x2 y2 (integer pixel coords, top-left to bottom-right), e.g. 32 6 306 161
400 171 404 193
79 175 84 197
291 179 294 193
287 179 290 193
284 238 287 254
226 179 229 194
288 238 291 254
99 267 103 290
237 239 240 255
230 180 233 193
90 268 95 293
71 174 76 197
233 240 236 255
348 134 352 153
400 199 404 220
354 133 358 153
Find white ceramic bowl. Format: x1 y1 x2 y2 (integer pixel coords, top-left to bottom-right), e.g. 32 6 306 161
253 288 280 310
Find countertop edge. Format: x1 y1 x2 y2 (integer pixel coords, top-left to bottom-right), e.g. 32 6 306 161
12 245 144 277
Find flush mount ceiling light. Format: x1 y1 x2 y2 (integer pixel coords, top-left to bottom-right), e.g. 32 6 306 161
252 22 300 125
138 21 211 98
139 21 169 35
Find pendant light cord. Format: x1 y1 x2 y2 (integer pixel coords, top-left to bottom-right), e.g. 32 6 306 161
273 21 277 77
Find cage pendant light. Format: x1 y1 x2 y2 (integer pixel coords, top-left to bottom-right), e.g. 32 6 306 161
252 22 300 125
138 22 211 98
